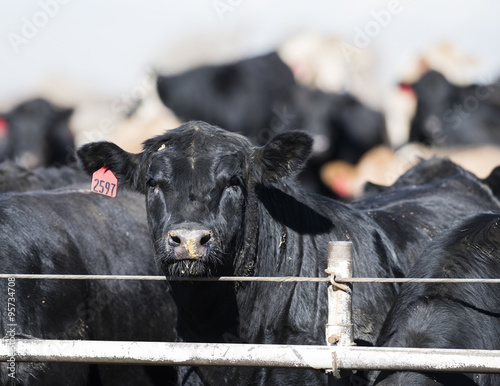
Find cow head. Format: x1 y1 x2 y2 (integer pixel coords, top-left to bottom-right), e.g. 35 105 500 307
3 98 75 168
77 121 312 277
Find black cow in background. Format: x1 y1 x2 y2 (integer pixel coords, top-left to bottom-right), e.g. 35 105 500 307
157 52 295 140
289 86 387 195
0 98 75 168
156 52 387 196
289 87 386 164
409 70 500 146
0 187 177 385
78 121 500 385
0 161 89 192
372 212 500 386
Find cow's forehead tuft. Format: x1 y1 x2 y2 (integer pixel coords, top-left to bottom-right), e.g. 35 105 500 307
143 121 253 156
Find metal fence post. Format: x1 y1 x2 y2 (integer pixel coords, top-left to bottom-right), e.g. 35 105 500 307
325 241 354 380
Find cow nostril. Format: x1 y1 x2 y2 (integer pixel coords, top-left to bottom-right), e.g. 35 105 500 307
170 235 181 245
200 233 211 245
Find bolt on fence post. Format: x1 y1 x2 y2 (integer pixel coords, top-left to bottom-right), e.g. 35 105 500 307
325 241 354 380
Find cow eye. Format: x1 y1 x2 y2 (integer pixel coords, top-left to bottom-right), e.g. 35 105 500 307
147 178 157 187
228 176 240 187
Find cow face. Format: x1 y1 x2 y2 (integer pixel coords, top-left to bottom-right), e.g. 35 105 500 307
77 121 312 277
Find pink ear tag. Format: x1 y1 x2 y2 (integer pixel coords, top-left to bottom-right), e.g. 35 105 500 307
91 167 118 197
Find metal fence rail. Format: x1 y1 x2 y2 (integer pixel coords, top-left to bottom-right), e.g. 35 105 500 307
2 340 500 374
1 274 500 284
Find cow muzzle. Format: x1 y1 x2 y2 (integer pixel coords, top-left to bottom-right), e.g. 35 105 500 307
167 228 212 260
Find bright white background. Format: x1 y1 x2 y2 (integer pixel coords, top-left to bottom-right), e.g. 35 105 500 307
1 0 500 108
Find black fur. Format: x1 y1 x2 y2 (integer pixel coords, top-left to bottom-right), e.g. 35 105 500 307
0 161 89 192
482 165 500 198
373 212 500 385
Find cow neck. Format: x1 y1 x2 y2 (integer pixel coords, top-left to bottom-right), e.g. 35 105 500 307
168 281 239 343
252 183 339 272
234 180 341 278
168 281 240 384
234 182 344 344
233 177 261 279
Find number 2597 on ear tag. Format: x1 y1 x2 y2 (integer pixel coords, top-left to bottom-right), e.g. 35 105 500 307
91 167 118 197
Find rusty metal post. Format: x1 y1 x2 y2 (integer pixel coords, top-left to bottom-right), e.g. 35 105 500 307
325 241 354 379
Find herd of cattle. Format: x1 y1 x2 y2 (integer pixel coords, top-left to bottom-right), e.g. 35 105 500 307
2 48 500 385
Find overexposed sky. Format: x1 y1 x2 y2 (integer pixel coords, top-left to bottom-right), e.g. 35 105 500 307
2 0 500 107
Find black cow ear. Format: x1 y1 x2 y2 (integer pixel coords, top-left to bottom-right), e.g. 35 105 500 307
256 131 313 183
483 165 500 197
77 142 143 192
156 75 171 106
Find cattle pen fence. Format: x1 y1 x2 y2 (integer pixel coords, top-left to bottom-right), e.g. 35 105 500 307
2 241 500 381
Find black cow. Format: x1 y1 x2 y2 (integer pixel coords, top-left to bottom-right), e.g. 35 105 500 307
157 51 294 140
288 86 387 196
0 98 75 168
409 70 500 146
373 212 500 385
0 187 177 385
77 121 500 385
0 161 89 192
288 86 386 164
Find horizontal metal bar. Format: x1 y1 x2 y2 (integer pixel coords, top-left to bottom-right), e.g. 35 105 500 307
2 340 500 373
1 274 500 284
0 340 330 368
341 278 500 284
338 346 500 373
0 274 329 282
0 274 168 281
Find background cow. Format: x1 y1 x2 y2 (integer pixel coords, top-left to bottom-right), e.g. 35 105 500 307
77 121 500 385
288 86 387 196
0 98 76 168
0 187 177 385
372 212 500 385
409 70 500 147
156 52 295 140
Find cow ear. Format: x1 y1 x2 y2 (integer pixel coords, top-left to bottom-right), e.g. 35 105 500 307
77 142 144 192
58 107 74 120
256 131 313 183
483 165 500 197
